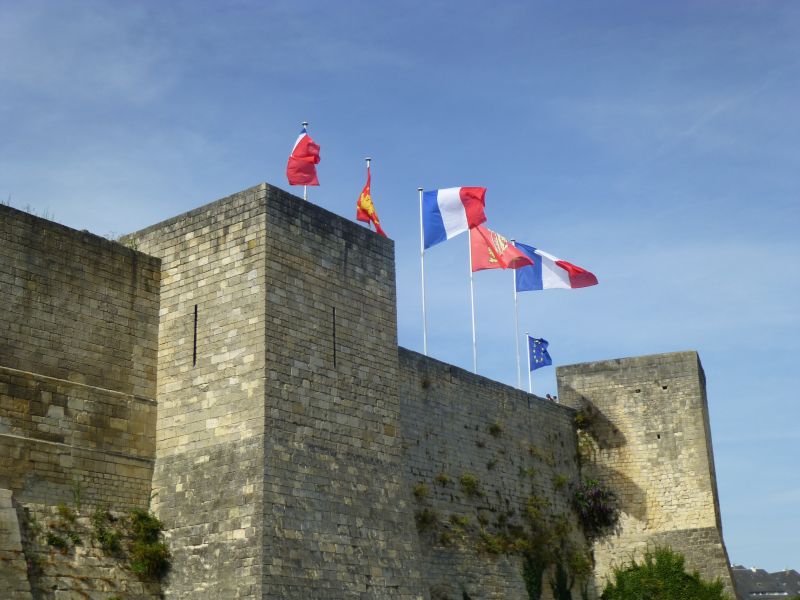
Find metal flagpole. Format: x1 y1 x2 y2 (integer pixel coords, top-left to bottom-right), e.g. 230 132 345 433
468 231 477 373
365 157 372 231
526 332 532 394
418 188 428 356
511 240 521 389
302 121 309 201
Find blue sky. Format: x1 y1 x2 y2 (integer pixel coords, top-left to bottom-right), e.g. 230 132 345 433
2 0 798 572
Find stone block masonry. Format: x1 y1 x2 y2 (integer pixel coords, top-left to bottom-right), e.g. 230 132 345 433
0 489 32 599
0 186 739 599
259 186 425 599
0 204 159 510
557 352 738 599
399 349 587 600
129 183 427 598
0 205 160 399
0 367 155 509
128 186 270 599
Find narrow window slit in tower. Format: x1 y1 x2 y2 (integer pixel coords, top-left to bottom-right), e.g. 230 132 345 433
193 304 198 367
332 306 337 367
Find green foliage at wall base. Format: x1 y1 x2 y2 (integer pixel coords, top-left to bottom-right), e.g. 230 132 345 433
601 547 730 600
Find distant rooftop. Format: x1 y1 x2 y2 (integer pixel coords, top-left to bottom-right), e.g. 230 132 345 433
732 565 800 599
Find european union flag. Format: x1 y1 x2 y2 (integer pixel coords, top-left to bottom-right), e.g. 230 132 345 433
528 336 552 372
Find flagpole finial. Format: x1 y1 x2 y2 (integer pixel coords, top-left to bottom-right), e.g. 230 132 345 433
417 187 423 192
302 121 308 128
365 157 372 166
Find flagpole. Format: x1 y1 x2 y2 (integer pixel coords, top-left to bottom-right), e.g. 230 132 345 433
468 231 477 374
365 157 372 231
511 239 521 389
418 188 428 356
526 332 532 394
302 121 309 201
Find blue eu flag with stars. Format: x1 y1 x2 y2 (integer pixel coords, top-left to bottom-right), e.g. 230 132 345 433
528 336 552 372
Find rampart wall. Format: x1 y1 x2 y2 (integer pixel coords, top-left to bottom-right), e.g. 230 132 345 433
0 204 159 509
0 203 161 599
0 206 159 398
398 349 587 600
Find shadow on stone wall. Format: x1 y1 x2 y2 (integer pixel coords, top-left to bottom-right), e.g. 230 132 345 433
575 396 627 451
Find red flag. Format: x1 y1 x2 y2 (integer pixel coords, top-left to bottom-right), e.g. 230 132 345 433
356 165 387 237
470 225 534 272
286 125 320 186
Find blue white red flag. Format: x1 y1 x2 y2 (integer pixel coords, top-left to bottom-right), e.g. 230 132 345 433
422 187 487 249
515 243 598 291
286 125 320 186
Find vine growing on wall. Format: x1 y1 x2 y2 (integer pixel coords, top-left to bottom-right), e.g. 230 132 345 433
573 479 619 540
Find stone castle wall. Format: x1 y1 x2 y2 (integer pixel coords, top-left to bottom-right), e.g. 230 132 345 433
398 349 587 600
0 205 159 398
0 188 738 599
0 204 159 509
557 352 737 598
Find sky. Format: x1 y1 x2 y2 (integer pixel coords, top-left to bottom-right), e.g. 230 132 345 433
2 0 798 573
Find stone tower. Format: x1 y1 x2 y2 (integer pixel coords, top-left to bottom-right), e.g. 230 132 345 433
128 184 426 599
557 352 737 598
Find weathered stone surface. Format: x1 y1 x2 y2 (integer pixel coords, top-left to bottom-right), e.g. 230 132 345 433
0 189 738 599
130 186 269 599
19 502 162 600
259 187 426 599
558 352 737 598
0 205 160 398
399 350 587 600
0 489 33 599
0 367 155 509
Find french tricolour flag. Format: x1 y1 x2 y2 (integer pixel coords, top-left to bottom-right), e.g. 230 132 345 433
422 187 487 249
515 242 598 290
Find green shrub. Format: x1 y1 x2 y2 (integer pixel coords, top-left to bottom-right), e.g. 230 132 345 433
414 508 438 532
480 530 505 554
127 509 170 580
130 540 171 579
449 513 470 529
66 530 82 546
412 483 429 501
601 547 730 600
56 503 77 523
435 472 452 486
91 507 122 554
46 532 69 551
488 422 504 437
459 473 481 497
